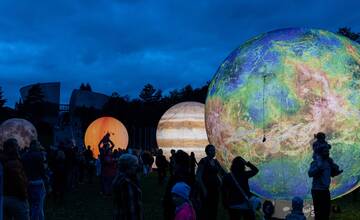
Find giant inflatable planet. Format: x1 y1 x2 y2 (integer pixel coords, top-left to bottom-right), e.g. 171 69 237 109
205 28 360 200
84 117 128 158
157 102 209 160
0 118 38 150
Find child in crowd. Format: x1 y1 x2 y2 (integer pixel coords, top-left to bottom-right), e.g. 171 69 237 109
252 197 265 220
171 182 196 220
285 197 306 220
312 132 342 176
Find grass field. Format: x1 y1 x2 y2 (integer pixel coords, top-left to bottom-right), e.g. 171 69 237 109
45 173 360 220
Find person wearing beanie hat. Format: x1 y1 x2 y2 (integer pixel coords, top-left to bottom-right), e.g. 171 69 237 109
112 153 143 220
285 197 306 220
171 182 196 220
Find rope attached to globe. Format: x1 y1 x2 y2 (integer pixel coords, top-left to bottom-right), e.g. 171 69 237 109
262 74 268 143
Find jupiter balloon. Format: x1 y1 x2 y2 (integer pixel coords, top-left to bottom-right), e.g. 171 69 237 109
157 102 209 160
0 118 38 150
84 117 128 158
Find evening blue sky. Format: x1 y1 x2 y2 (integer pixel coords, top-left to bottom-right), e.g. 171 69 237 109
0 0 359 106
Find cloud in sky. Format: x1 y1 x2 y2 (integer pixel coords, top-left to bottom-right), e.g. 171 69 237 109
0 0 359 106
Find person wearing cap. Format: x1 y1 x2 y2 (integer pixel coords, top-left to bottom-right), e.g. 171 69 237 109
112 153 143 220
22 140 47 220
172 182 196 220
285 197 306 220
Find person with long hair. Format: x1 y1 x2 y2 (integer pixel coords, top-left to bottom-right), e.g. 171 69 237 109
222 156 259 220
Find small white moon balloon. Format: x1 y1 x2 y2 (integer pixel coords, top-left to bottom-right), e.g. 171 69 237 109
0 118 38 150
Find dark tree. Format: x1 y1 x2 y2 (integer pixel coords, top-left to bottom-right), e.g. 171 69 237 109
24 84 45 105
16 84 46 120
139 83 162 102
0 86 6 107
338 27 360 43
80 83 92 91
85 83 92 91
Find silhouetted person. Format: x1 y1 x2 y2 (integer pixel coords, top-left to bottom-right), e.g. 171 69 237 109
22 140 47 220
190 152 198 178
196 144 226 220
312 132 342 176
52 150 66 203
263 200 276 220
285 197 306 220
141 151 154 175
155 149 168 185
101 148 117 196
98 133 115 153
84 146 95 183
222 156 259 220
1 138 30 220
163 150 193 220
308 147 342 220
169 149 176 176
112 154 143 220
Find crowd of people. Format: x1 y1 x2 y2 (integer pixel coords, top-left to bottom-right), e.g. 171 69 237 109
0 132 343 220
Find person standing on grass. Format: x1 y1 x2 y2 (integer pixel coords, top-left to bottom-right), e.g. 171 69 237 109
156 149 168 185
22 140 47 220
112 153 143 220
308 147 342 220
196 144 226 220
101 148 117 196
1 138 30 220
163 150 194 220
221 156 259 220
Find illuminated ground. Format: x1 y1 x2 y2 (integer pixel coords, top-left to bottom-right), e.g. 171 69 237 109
45 173 360 220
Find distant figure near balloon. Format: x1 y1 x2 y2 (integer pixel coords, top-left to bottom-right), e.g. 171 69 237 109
98 132 115 150
0 118 38 150
156 101 209 161
84 117 128 158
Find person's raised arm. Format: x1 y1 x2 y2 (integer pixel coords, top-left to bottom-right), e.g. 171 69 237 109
245 161 259 178
109 139 115 150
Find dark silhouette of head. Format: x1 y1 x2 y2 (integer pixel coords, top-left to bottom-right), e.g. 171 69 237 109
158 149 163 155
87 145 91 150
205 144 216 158
174 150 190 166
3 138 20 159
315 132 326 141
190 152 195 158
170 149 176 155
291 196 304 212
231 156 246 173
29 140 41 151
262 200 275 218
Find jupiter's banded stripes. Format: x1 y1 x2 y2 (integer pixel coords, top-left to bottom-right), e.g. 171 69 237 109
156 102 209 159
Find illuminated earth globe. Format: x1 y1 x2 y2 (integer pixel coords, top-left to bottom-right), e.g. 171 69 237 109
157 101 209 160
84 117 128 158
205 28 360 200
0 118 38 150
